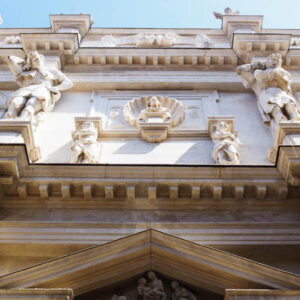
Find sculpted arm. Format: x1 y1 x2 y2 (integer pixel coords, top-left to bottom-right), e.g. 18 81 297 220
7 55 25 81
52 70 73 91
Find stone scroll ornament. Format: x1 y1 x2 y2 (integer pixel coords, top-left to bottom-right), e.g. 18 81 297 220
70 119 100 164
123 95 185 143
211 121 241 165
5 51 73 126
236 53 300 133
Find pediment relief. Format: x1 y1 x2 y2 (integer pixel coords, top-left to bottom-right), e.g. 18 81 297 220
0 230 299 297
124 96 185 142
77 271 220 300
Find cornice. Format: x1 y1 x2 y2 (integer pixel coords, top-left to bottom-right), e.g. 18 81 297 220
0 144 298 208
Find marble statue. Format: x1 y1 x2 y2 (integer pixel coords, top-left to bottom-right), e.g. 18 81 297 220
70 121 100 164
211 121 241 165
139 96 171 122
213 7 240 19
171 281 197 300
137 272 167 300
236 53 300 128
5 51 73 123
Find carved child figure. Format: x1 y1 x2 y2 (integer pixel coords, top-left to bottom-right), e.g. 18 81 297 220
211 121 241 165
171 281 197 300
236 53 300 126
139 96 171 122
6 51 73 123
70 121 100 164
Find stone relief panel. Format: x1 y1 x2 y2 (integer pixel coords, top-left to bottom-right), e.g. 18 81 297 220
27 90 273 165
98 33 213 48
77 271 216 300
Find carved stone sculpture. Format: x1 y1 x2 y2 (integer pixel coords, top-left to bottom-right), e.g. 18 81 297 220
4 35 21 44
5 51 73 124
111 295 127 300
213 7 240 19
70 119 100 164
171 281 197 300
236 53 300 131
138 96 171 122
99 33 213 48
211 121 241 165
137 271 167 300
124 95 185 142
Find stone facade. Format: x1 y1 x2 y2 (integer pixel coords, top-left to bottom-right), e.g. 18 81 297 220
0 12 299 300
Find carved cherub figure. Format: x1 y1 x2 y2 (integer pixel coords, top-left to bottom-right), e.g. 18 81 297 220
236 53 300 127
137 272 167 300
5 51 73 123
139 96 171 122
70 121 100 164
211 121 241 165
171 281 197 300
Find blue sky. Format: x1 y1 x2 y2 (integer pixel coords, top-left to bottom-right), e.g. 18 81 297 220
1 0 300 29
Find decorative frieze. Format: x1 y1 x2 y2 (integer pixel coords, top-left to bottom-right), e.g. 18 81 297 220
99 33 213 48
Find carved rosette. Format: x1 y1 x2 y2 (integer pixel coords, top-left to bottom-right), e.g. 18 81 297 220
123 96 185 143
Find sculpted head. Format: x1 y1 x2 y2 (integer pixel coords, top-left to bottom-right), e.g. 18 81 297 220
138 277 147 285
147 271 157 281
171 281 179 290
147 96 161 109
24 51 45 70
266 53 282 68
224 7 232 14
215 121 229 132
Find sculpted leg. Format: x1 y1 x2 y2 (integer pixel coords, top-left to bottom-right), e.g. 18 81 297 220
70 145 82 163
285 103 300 121
20 97 42 120
6 96 26 118
217 150 228 164
271 106 287 122
225 145 239 164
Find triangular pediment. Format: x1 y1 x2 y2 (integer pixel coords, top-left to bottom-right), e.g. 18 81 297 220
0 230 300 297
